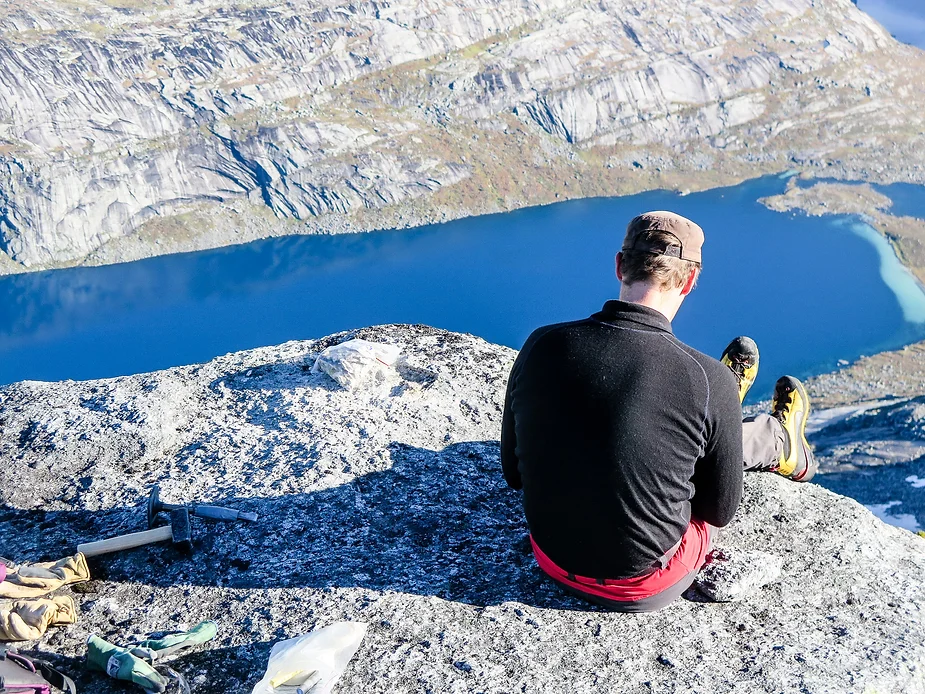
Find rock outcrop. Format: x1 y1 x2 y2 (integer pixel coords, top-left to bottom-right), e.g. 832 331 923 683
3 0 925 271
1 324 924 693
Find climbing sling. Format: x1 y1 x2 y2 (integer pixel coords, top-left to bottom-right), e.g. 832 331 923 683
0 648 76 693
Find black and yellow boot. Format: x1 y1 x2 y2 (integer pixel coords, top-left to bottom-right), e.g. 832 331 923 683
721 336 759 404
771 375 817 482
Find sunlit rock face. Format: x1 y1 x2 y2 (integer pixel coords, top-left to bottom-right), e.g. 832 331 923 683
0 0 922 269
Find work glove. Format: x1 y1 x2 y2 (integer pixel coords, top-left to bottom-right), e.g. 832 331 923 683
87 633 170 693
87 622 217 693
0 595 78 641
128 620 218 661
0 554 90 599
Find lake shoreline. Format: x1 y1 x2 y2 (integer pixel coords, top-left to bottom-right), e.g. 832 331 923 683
759 178 925 287
2 174 922 393
5 163 925 279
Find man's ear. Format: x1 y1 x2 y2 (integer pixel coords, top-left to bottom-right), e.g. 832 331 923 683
615 252 624 281
680 267 697 296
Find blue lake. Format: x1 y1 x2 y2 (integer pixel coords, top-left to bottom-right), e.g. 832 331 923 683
874 182 925 219
3 175 925 401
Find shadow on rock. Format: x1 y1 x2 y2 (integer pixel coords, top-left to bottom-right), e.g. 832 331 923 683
1 441 592 610
166 640 277 693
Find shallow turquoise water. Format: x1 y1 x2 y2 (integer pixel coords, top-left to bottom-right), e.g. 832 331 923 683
3 175 925 401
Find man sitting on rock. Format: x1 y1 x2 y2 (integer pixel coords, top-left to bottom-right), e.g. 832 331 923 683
501 211 816 612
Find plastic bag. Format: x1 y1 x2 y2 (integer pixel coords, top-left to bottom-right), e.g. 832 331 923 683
251 622 367 694
311 339 401 390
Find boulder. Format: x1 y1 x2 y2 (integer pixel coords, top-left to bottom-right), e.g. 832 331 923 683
1 324 923 693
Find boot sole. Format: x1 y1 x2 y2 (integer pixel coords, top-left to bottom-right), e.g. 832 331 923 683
779 377 814 481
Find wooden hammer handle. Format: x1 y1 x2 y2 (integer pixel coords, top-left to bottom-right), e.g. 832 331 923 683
78 525 173 557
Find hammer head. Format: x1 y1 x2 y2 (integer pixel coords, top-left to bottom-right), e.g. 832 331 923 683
170 508 193 554
148 485 163 529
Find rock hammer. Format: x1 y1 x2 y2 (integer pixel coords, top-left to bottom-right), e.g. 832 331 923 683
78 508 193 557
147 485 258 528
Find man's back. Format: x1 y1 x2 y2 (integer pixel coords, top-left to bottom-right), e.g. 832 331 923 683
501 300 743 579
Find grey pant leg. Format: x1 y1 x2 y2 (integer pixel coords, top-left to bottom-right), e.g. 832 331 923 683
742 414 784 471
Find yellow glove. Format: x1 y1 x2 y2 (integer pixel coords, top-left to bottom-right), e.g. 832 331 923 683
0 595 77 641
0 554 90 599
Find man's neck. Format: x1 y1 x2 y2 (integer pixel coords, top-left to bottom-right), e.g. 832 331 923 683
619 283 683 322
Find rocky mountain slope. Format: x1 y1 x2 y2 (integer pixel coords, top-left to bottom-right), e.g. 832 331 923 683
1 324 924 693
2 0 925 271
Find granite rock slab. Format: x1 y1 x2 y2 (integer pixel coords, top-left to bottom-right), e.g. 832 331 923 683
1 324 924 693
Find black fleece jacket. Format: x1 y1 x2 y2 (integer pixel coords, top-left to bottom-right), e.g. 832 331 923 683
501 300 743 580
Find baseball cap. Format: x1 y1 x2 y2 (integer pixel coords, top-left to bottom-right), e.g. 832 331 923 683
622 211 704 264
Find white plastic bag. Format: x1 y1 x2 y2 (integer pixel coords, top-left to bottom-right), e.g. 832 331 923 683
251 622 368 694
311 339 401 390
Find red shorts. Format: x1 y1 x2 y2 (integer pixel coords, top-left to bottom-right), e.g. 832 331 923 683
531 518 713 604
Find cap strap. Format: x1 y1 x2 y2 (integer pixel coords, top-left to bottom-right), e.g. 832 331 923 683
622 238 683 259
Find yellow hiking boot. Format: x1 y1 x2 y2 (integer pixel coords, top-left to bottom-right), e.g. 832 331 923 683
720 336 759 404
771 375 817 482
